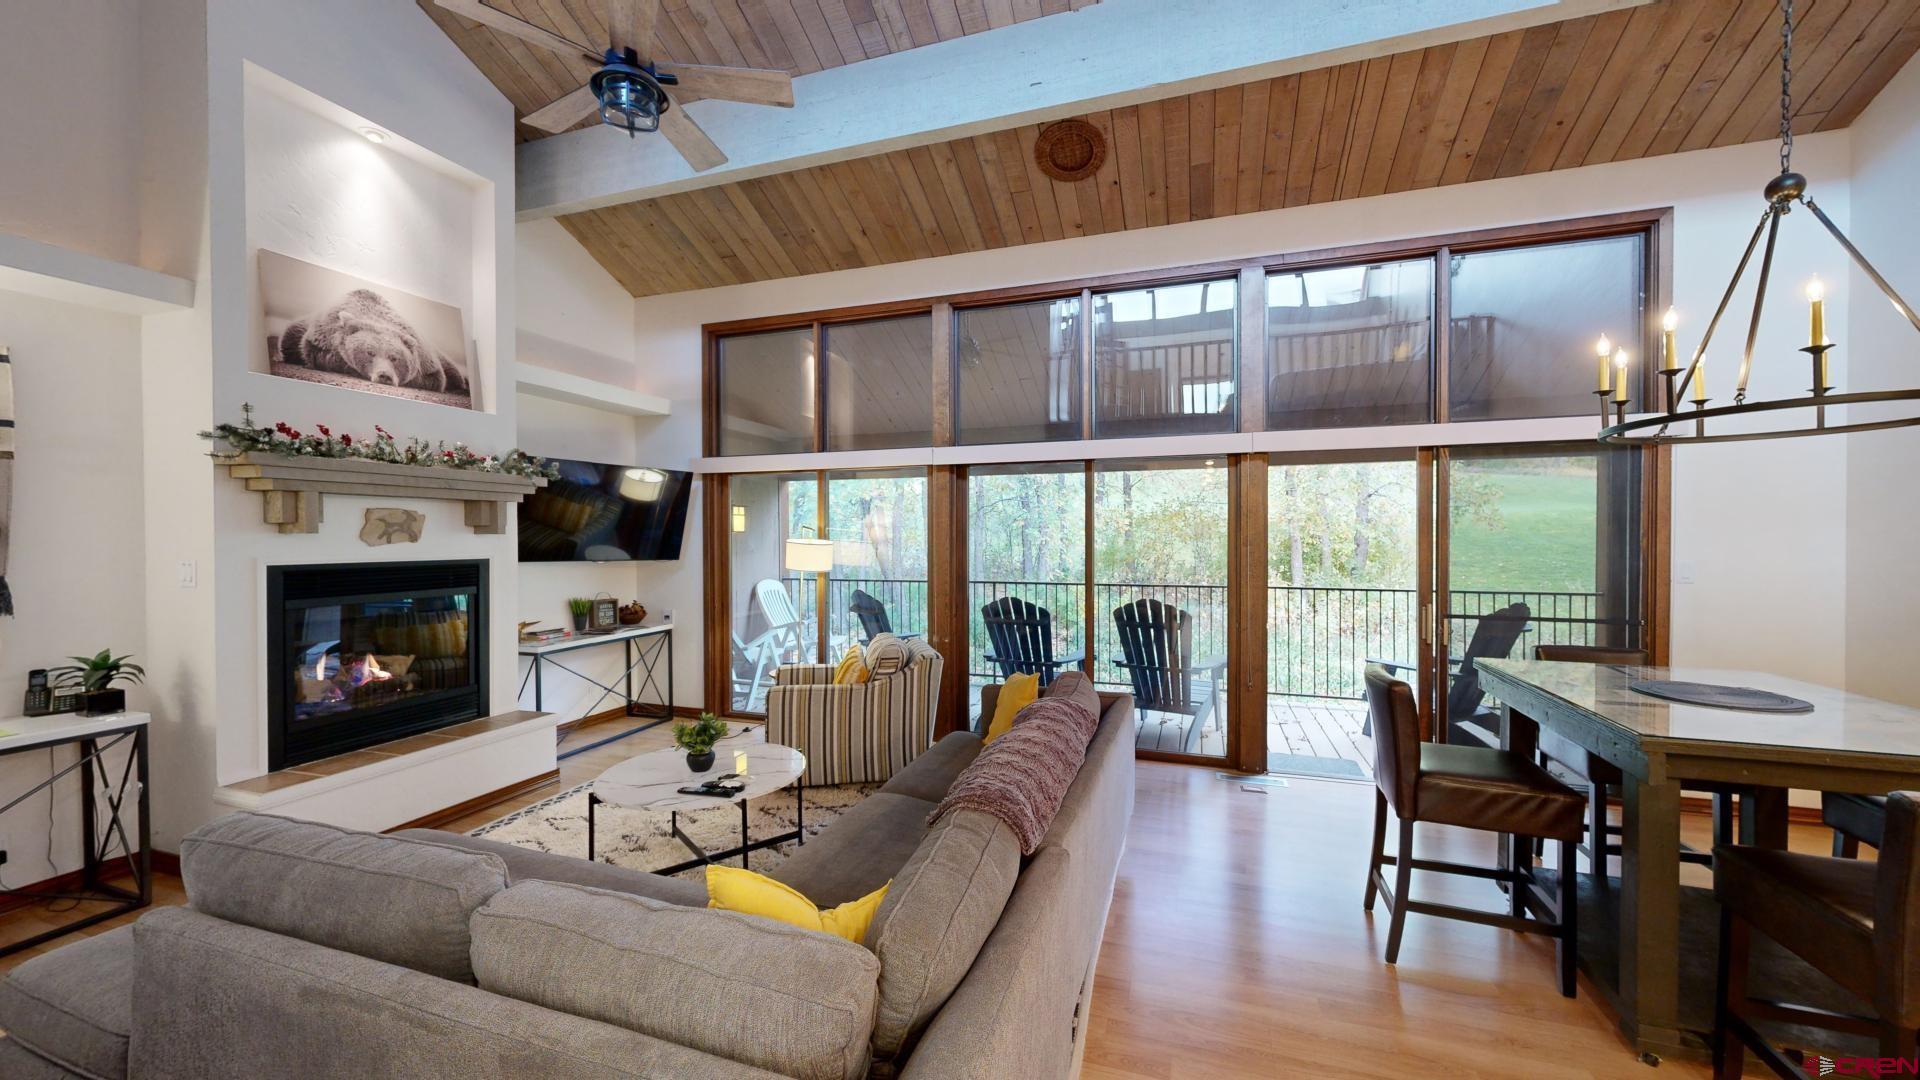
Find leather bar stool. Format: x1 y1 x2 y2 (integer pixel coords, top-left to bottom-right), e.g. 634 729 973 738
1713 790 1920 1077
1823 792 1888 858
1362 664 1587 997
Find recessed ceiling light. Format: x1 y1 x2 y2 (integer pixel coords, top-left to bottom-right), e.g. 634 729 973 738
359 127 388 144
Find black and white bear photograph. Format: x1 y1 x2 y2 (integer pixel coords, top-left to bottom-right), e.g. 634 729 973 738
259 249 475 410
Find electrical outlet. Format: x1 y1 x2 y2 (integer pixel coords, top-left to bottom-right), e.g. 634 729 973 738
662 609 674 623
177 560 198 588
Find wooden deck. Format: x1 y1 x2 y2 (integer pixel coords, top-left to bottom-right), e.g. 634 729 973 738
1266 696 1374 779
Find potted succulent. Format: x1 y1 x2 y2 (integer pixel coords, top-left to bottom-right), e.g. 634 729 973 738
672 712 729 773
566 597 591 632
50 650 144 716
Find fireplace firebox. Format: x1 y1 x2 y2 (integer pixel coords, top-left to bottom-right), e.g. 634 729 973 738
266 561 488 771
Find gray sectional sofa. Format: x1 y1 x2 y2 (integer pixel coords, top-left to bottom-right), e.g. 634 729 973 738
0 688 1134 1079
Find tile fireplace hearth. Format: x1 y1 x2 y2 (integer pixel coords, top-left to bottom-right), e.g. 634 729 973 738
266 560 488 771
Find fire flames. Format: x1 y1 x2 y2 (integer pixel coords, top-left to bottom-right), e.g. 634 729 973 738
309 652 395 703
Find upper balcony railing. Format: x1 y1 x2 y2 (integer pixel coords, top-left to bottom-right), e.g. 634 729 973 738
778 576 1608 701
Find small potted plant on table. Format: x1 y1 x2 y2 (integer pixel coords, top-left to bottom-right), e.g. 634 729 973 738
50 650 144 716
673 712 729 773
566 597 591 632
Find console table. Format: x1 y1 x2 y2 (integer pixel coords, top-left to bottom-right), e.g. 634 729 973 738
0 711 151 957
518 624 674 760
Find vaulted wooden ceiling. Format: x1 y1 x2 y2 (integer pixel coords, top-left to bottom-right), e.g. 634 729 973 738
436 0 1920 297
421 0 1100 138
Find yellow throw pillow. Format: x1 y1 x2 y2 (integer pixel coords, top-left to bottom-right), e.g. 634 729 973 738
706 865 890 944
831 645 870 685
984 672 1040 744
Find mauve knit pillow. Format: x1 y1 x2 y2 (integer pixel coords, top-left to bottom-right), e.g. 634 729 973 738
928 697 1097 854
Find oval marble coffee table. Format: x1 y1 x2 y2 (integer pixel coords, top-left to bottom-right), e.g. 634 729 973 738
587 743 806 874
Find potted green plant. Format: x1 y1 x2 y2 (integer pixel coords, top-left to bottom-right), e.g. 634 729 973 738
566 597 591 632
672 712 729 773
50 650 144 716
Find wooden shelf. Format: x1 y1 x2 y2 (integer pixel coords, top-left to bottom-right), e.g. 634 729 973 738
515 363 670 418
214 453 547 535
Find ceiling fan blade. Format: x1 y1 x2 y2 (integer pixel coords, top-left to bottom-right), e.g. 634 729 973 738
660 64 794 108
523 84 599 133
606 0 659 64
659 108 728 172
435 0 597 61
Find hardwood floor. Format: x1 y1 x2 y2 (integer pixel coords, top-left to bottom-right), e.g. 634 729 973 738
0 716 1840 1075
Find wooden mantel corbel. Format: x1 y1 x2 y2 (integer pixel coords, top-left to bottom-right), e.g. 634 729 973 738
213 454 547 535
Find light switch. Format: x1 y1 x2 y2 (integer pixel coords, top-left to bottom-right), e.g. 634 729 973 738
1674 560 1697 585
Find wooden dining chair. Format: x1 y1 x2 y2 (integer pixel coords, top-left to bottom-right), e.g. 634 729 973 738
1823 792 1888 858
980 596 1083 687
1362 664 1586 997
1713 790 1920 1077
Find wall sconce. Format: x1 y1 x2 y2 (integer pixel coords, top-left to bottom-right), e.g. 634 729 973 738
619 467 666 502
731 505 747 532
783 525 833 574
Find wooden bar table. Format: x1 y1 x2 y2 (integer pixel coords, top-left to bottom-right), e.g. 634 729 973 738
1476 658 1920 1063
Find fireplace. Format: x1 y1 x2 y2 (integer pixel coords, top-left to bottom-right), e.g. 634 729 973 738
266 560 488 771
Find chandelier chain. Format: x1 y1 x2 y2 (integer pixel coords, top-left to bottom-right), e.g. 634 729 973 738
1779 0 1795 174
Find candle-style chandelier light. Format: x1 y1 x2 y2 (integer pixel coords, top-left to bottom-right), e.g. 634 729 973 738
1597 0 1920 445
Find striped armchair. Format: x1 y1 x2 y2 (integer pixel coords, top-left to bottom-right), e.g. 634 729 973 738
763 633 944 787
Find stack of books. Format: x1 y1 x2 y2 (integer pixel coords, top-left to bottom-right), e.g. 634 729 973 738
519 627 571 645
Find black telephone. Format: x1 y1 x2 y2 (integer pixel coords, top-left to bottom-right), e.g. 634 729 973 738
23 670 81 717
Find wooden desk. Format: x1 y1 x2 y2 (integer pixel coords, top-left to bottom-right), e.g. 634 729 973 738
1477 659 1920 1062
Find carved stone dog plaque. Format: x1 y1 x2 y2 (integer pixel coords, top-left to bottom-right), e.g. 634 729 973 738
361 508 425 546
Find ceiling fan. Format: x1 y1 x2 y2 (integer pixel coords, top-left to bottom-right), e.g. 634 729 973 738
434 0 794 171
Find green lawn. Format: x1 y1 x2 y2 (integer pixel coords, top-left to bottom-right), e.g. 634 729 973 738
1448 469 1597 593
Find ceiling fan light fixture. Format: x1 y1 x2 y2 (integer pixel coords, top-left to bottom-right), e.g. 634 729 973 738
590 50 667 136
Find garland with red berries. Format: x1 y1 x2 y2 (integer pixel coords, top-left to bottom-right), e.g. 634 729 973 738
199 403 558 479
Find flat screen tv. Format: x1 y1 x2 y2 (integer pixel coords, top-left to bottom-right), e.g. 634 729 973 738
517 458 692 562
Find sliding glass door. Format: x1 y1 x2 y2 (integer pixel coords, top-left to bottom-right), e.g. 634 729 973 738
1437 445 1646 746
966 463 1087 725
727 472 819 713
1266 453 1420 780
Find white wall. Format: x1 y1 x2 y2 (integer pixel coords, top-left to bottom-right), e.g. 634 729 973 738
0 289 147 883
628 133 1870 693
515 220 700 716
135 0 529 847
1844 53 1920 708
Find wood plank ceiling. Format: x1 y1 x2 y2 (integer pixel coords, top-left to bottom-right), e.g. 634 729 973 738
420 0 1099 137
436 0 1920 297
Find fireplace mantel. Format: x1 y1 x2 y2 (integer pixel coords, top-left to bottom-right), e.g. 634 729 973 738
214 453 547 534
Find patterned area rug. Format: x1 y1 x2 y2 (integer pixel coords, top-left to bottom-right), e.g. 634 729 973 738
472 781 880 880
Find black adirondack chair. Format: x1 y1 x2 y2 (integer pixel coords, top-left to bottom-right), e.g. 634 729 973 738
849 589 892 643
981 597 1083 686
1112 598 1226 755
1369 601 1531 746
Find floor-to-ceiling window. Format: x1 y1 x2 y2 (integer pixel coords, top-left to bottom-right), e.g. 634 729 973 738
1094 458 1232 759
966 463 1087 724
727 472 819 713
1266 454 1419 779
824 468 929 653
705 213 1667 767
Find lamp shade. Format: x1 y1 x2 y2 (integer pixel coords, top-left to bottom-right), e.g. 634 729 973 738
783 537 833 574
619 467 666 502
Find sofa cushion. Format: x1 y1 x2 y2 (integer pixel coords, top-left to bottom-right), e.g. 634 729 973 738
771 792 935 908
0 1037 82 1080
879 732 983 804
864 808 1022 1070
1040 670 1101 726
863 634 912 678
181 811 507 982
396 828 707 907
0 925 134 1079
471 880 880 1080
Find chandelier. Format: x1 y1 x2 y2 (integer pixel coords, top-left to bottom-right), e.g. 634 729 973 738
1597 0 1920 446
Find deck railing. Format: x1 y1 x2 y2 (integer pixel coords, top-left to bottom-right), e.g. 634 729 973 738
782 577 1606 701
